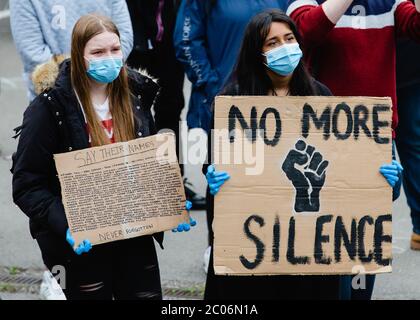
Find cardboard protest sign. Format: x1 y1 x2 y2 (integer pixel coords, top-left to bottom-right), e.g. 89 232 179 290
54 133 188 247
213 96 393 275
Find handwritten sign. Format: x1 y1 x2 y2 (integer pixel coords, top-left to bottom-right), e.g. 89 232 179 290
213 96 393 275
54 133 188 247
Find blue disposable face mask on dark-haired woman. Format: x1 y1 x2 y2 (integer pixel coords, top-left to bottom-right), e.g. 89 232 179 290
263 42 303 76
85 56 123 83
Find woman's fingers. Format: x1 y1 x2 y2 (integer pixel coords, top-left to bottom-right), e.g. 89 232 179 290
66 229 75 247
185 200 192 211
392 160 404 171
67 229 91 254
83 240 92 252
384 175 398 187
190 217 197 227
206 165 215 178
173 220 196 233
210 184 223 196
380 164 397 170
75 242 85 255
384 174 399 181
379 162 401 187
74 240 92 254
208 171 230 196
381 161 403 172
210 173 230 182
388 180 396 187
210 180 226 190
380 168 398 175
206 165 230 182
208 174 230 189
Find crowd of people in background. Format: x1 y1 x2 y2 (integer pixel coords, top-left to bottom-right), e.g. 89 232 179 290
7 0 420 300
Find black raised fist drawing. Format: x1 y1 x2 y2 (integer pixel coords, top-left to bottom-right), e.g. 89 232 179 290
281 140 329 213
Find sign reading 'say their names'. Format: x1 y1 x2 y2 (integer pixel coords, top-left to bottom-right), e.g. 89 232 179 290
54 133 188 247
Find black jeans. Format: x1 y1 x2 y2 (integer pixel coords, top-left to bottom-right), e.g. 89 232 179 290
36 231 162 300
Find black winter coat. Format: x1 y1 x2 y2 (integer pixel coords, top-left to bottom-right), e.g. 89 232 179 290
126 0 181 53
12 59 164 248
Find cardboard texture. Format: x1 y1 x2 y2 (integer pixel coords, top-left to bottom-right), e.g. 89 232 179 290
54 133 188 247
213 96 393 275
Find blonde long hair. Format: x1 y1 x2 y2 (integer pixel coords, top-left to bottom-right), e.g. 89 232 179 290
71 14 136 146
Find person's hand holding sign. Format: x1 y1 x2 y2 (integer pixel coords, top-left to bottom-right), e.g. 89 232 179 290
66 229 92 255
172 200 197 232
206 164 231 196
380 160 403 187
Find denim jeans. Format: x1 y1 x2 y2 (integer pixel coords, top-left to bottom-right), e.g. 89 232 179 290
396 82 420 235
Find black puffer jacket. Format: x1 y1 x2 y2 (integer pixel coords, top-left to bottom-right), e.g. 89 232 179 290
12 59 164 248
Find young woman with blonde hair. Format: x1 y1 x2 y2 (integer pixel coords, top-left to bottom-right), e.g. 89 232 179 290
12 14 193 300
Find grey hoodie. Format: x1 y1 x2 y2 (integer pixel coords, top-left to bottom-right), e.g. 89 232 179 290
9 0 133 100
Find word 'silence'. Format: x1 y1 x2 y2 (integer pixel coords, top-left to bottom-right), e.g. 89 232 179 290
240 214 392 270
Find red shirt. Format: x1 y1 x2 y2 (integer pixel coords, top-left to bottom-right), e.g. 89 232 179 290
288 0 420 138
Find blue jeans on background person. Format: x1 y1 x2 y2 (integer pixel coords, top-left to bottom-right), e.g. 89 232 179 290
340 141 402 300
396 82 420 235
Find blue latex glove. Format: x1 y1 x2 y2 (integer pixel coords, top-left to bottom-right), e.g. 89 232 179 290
172 200 197 232
379 160 403 187
206 164 230 196
66 228 92 255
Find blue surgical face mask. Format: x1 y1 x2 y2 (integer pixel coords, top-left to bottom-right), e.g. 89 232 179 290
263 43 303 76
85 56 123 83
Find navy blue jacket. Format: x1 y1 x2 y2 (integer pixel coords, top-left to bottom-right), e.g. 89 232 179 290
174 0 288 132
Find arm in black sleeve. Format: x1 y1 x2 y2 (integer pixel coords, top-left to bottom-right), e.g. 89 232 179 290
12 96 68 237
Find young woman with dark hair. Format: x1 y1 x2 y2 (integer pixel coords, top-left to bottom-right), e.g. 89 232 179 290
174 0 288 274
203 9 402 300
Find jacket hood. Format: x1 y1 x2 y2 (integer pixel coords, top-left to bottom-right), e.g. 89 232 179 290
31 55 68 95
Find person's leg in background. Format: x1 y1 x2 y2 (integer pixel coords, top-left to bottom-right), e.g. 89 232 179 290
125 0 184 173
126 19 206 209
350 275 376 300
396 82 420 250
339 276 352 300
149 41 185 175
341 275 375 300
202 186 214 273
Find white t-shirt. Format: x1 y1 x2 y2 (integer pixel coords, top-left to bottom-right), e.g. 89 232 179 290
93 98 111 121
75 92 115 143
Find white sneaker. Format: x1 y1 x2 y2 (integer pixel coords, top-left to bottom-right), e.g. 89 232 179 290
39 271 66 300
203 246 211 274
